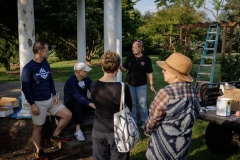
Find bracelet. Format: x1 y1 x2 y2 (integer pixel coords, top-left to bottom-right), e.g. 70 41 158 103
150 84 154 86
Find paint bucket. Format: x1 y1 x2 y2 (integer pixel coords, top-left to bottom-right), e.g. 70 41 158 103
216 97 231 116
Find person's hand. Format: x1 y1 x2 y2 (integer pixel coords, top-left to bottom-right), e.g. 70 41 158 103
53 95 61 106
236 111 240 117
150 85 156 94
89 102 96 109
31 103 40 115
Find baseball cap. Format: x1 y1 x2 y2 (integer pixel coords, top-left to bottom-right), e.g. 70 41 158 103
74 62 92 72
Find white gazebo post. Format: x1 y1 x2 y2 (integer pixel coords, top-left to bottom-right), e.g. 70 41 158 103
17 0 35 117
77 0 86 63
115 0 122 82
104 0 116 52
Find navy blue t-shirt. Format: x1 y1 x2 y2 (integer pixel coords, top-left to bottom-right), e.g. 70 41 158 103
21 59 56 105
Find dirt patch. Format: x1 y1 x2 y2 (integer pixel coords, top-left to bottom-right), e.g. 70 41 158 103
0 146 93 160
51 70 62 75
5 71 20 75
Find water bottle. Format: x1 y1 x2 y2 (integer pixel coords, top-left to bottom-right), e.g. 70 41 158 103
19 96 22 108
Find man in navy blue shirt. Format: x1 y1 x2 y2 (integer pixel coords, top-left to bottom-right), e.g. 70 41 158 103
21 40 72 160
64 62 95 141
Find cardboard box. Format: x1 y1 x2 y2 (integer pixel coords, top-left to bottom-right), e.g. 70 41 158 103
0 97 18 108
223 89 240 111
0 108 14 117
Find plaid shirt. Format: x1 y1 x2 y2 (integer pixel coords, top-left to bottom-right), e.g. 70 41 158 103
145 82 199 136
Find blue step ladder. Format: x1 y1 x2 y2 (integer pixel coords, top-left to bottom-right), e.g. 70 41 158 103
195 23 220 87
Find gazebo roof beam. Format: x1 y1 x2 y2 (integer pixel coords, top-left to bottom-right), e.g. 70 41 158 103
173 22 238 29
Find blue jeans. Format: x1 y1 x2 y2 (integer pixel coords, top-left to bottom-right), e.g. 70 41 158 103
128 84 148 125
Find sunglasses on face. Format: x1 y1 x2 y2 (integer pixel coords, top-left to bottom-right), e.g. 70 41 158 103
134 39 143 47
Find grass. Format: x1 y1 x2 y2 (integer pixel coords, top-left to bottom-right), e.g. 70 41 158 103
1 55 240 159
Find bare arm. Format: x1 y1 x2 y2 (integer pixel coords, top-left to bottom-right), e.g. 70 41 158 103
119 65 127 72
147 72 156 94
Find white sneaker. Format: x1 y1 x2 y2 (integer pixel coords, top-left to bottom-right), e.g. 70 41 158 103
74 130 85 141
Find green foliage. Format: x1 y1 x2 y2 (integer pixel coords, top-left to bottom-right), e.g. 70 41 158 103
85 6 104 63
0 39 18 71
0 1 19 71
220 54 240 82
225 0 240 21
137 6 205 47
154 0 205 8
122 1 142 56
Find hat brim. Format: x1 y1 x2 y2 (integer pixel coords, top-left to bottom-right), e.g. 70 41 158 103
156 61 193 82
83 66 92 72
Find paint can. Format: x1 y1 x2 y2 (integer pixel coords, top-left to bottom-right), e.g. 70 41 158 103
216 97 231 116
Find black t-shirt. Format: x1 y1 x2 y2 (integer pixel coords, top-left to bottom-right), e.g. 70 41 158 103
91 81 132 133
123 54 153 86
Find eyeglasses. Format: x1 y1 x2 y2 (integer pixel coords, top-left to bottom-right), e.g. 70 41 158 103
134 39 143 47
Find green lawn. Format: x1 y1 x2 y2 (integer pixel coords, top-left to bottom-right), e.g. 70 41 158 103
0 56 240 159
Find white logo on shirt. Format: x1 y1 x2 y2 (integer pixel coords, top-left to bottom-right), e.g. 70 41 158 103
36 68 50 79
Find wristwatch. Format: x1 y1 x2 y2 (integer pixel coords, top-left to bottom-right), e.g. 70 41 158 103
150 84 154 86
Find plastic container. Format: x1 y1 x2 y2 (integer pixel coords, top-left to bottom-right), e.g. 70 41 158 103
216 97 231 116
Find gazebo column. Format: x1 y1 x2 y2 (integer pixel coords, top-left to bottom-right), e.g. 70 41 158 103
104 0 116 52
18 0 35 117
77 0 86 62
115 0 122 82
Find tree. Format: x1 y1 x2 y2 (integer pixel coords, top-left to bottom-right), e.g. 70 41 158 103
0 0 18 70
154 0 205 8
202 0 225 21
138 6 205 43
225 0 240 22
0 0 143 67
154 0 227 21
122 0 142 56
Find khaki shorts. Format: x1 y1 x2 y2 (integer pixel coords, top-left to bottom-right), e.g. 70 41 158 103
30 97 65 125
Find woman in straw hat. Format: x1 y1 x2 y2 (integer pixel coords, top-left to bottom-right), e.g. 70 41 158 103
144 53 201 160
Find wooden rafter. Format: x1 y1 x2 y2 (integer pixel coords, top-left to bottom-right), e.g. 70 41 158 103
173 22 238 29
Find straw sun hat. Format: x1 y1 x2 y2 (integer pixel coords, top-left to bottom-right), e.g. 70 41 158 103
156 53 193 82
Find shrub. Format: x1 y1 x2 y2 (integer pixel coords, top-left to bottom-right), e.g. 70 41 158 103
220 54 240 81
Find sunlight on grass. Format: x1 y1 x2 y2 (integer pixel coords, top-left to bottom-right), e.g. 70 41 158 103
1 56 240 159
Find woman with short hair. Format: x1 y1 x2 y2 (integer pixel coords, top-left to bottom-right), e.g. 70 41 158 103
91 50 132 160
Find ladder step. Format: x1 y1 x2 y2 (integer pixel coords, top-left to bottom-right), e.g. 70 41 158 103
200 64 212 67
204 48 215 50
196 81 210 83
210 24 218 27
208 32 217 34
207 40 215 42
203 56 214 59
198 72 211 75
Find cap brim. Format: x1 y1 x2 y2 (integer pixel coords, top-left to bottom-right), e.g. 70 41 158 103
156 61 193 82
84 66 92 72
